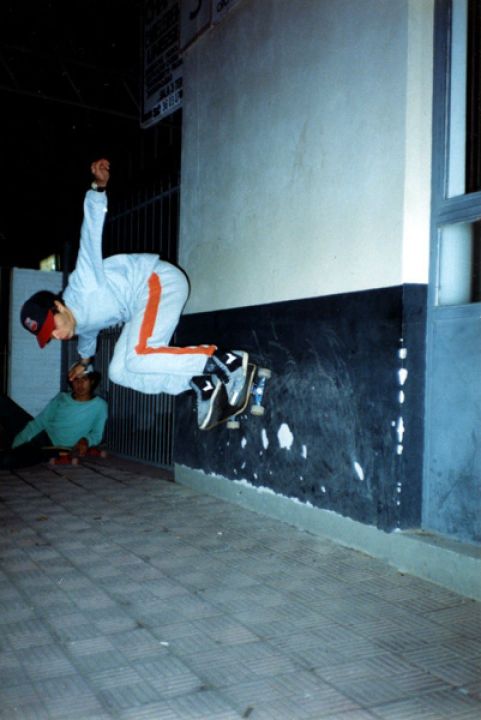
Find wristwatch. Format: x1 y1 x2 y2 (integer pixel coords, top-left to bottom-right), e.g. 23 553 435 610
91 182 106 192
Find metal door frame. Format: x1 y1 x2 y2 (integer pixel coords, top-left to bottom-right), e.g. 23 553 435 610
423 0 481 536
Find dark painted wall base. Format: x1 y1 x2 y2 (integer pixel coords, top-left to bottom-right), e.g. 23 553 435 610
174 284 427 532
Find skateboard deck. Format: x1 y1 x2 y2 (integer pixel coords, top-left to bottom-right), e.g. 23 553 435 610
202 363 271 431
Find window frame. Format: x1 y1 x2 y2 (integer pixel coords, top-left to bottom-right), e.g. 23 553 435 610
430 0 481 310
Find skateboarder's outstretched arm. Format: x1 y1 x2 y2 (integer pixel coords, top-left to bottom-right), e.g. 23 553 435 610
67 159 111 382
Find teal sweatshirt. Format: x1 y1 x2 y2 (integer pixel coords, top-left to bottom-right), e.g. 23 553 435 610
12 393 108 449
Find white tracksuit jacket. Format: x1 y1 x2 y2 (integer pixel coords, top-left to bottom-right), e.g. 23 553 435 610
63 190 215 395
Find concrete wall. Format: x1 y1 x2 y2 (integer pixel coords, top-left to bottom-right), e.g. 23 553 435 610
175 285 427 532
179 0 433 313
175 0 434 535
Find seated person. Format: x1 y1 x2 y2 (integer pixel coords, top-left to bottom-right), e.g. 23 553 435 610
0 365 108 470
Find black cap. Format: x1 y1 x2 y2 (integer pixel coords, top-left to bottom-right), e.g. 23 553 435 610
20 291 58 348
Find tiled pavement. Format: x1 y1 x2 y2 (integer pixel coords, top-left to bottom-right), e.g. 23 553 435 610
0 457 480 720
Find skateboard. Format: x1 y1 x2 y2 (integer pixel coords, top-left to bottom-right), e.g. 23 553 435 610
202 363 271 431
46 446 108 466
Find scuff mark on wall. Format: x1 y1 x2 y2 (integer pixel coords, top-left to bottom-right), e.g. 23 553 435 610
396 417 405 444
277 423 294 450
261 428 269 449
394 339 408 458
353 461 365 481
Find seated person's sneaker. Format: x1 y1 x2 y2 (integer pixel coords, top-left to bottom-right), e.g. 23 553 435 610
204 350 249 406
190 375 222 429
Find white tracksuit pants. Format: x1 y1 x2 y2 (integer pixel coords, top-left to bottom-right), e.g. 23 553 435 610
108 260 216 395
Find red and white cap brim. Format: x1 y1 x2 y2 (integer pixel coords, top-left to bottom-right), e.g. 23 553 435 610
36 310 56 348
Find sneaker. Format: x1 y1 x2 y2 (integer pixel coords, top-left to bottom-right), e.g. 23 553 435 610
204 350 249 405
190 375 222 429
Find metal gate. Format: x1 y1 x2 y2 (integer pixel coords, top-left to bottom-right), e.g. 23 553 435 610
66 181 180 468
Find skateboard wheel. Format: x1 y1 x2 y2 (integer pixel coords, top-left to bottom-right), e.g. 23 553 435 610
227 419 240 430
251 404 265 416
258 367 272 379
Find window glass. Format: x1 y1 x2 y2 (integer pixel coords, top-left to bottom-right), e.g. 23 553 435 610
437 220 481 304
447 0 481 197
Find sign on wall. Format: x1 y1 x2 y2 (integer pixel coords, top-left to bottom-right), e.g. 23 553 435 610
141 0 243 127
141 0 183 128
180 0 211 51
180 0 243 51
212 0 241 25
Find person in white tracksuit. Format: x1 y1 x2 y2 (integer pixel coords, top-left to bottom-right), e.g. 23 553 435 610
20 159 248 429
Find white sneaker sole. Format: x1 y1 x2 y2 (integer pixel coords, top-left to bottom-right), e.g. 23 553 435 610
199 380 223 430
228 352 249 405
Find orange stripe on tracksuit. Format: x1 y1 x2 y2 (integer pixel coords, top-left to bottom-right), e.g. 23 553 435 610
135 273 216 357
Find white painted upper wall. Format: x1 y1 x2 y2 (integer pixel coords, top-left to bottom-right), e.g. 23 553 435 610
179 0 434 313
402 0 433 286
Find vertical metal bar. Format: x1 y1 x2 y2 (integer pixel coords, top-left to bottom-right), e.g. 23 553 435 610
92 183 179 468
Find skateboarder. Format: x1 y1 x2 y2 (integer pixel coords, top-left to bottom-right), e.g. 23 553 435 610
0 364 108 470
20 159 249 429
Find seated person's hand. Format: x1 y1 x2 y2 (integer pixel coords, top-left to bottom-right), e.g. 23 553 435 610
68 363 88 382
73 438 89 457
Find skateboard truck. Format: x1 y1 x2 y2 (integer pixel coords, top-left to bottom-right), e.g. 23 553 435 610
250 367 272 416
200 363 272 431
226 366 272 430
